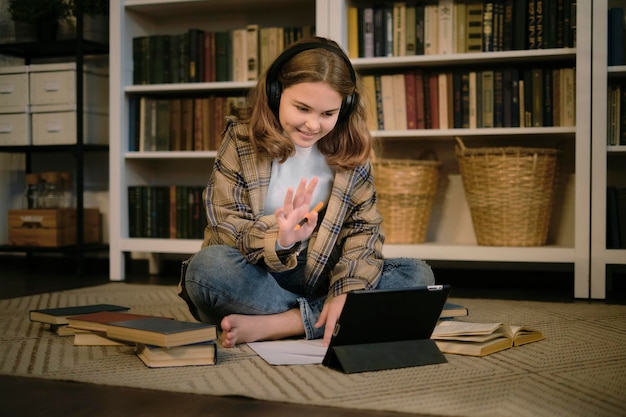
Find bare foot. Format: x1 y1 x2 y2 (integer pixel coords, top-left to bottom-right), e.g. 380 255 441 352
220 308 305 348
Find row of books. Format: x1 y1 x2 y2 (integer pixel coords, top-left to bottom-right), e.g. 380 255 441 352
29 304 218 368
363 66 575 131
347 0 576 59
132 24 314 85
129 95 246 152
607 84 626 146
128 185 207 239
607 186 626 250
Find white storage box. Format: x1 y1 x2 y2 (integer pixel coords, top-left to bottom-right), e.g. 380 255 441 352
29 63 108 112
0 112 30 145
0 66 29 109
31 109 108 145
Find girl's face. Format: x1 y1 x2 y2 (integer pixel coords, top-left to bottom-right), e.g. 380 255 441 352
278 81 343 148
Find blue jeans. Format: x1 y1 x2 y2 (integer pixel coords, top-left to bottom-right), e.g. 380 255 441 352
184 245 435 339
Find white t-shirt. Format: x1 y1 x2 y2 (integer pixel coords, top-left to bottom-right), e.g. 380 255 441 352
265 143 334 217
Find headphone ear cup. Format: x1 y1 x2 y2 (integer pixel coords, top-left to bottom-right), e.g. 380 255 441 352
338 92 356 123
267 80 281 114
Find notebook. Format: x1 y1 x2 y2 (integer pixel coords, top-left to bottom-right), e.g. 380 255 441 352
322 284 451 373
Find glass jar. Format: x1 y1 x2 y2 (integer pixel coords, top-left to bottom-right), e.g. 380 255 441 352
24 173 42 209
40 172 64 209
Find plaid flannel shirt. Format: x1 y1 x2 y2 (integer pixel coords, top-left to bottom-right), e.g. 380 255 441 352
201 117 385 298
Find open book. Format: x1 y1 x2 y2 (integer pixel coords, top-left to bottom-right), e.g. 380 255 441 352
431 321 545 357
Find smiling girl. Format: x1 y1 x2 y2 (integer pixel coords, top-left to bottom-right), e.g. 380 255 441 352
180 36 435 348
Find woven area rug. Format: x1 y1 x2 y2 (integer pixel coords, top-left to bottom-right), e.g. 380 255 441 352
1 283 625 417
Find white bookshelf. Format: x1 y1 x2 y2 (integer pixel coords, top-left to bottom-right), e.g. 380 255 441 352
109 0 595 299
590 0 626 299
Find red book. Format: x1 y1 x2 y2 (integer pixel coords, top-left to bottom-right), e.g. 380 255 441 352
415 70 426 129
404 71 417 130
67 311 170 332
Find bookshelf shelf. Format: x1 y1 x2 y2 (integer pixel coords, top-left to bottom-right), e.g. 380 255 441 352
125 151 217 159
352 48 576 70
109 0 597 299
125 81 256 93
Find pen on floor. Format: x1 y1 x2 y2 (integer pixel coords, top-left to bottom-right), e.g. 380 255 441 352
293 202 324 231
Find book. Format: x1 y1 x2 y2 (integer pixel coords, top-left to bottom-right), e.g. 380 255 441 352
29 304 130 326
405 2 417 55
362 74 379 131
66 311 167 332
135 341 218 368
431 320 545 357
438 0 454 54
246 24 260 81
392 73 407 130
361 6 375 58
348 6 359 58
440 303 469 319
74 331 131 346
424 3 439 55
393 1 407 56
380 74 396 130
105 317 217 348
465 0 483 52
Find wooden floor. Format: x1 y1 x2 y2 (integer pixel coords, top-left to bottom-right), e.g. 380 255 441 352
1 254 624 417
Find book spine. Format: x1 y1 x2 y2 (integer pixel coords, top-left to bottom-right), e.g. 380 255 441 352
493 69 504 127
532 68 544 127
405 3 417 55
535 0 544 49
415 70 426 129
348 6 359 58
404 71 418 129
246 24 260 81
466 1 484 52
362 7 375 58
481 70 494 128
393 2 407 56
528 0 537 49
461 71 470 128
415 3 425 55
438 0 454 54
482 1 495 52
513 0 528 50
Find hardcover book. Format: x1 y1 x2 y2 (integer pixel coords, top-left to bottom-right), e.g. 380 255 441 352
431 320 545 357
67 311 168 332
135 341 218 368
29 304 130 326
105 317 217 348
440 303 469 319
74 331 131 346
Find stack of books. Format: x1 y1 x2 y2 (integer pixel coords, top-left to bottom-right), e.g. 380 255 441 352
29 304 218 368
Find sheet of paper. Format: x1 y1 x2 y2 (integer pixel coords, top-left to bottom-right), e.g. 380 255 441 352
247 339 327 365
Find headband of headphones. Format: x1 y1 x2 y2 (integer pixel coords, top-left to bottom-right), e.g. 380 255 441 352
265 41 357 122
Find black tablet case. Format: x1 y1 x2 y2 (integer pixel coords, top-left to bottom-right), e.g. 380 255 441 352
322 285 450 373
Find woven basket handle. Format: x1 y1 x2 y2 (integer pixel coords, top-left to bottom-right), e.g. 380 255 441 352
454 136 466 151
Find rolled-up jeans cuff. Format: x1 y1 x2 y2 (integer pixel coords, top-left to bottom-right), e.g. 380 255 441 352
298 297 325 340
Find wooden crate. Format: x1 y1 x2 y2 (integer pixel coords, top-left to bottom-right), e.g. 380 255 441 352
8 208 101 247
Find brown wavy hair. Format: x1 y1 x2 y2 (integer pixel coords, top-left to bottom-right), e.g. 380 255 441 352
239 36 373 170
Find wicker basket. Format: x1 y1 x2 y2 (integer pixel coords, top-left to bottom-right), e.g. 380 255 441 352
455 137 560 246
373 157 441 244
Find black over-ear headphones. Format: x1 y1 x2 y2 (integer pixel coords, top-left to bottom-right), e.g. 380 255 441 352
265 42 357 123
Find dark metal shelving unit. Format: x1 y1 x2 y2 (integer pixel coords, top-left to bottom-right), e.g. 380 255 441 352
0 3 109 274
